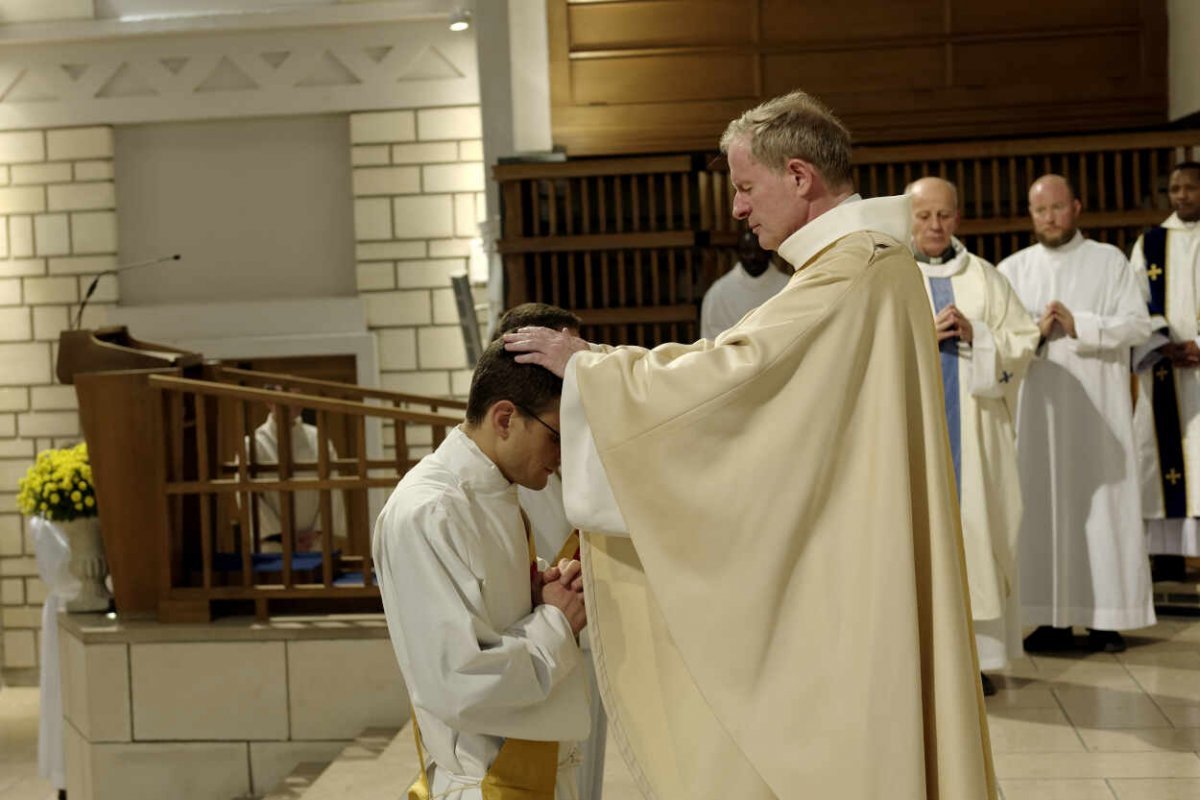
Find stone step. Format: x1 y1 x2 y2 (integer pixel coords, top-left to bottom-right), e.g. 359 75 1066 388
299 724 421 800
236 727 407 800
258 761 328 800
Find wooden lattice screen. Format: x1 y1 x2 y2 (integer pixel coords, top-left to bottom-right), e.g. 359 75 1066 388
496 129 1200 348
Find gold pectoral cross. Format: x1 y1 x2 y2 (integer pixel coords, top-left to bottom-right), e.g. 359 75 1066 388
1166 468 1183 486
1148 263 1163 281
1157 366 1171 381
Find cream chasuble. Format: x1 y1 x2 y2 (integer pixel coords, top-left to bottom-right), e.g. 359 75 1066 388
518 475 608 800
998 234 1155 630
373 428 590 800
918 240 1039 670
1130 212 1200 556
559 196 995 799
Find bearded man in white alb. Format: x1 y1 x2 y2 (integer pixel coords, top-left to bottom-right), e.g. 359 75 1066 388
998 174 1153 654
909 176 1039 695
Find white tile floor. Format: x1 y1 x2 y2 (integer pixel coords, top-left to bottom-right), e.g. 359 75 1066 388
3 616 1200 800
0 687 54 800
988 617 1200 799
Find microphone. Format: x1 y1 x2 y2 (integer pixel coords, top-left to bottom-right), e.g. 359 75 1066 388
73 254 181 330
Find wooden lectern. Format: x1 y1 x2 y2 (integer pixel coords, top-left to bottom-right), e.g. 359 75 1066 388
58 327 203 615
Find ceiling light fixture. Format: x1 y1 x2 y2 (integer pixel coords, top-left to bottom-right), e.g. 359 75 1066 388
449 9 471 32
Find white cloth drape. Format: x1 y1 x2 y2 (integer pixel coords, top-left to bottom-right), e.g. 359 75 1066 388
32 516 81 791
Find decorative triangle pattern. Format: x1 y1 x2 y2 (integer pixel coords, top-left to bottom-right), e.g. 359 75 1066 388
194 56 259 93
395 46 464 81
261 51 290 70
160 58 189 76
363 46 391 64
95 63 158 99
2 69 59 103
296 51 362 88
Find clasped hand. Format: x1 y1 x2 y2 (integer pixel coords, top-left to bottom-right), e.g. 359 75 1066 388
1038 301 1077 339
533 558 586 634
1162 340 1200 368
935 304 973 344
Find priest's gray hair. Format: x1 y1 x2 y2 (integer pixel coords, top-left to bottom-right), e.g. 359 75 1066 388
720 90 852 188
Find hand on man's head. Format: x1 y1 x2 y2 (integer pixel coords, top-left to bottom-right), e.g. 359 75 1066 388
502 327 590 378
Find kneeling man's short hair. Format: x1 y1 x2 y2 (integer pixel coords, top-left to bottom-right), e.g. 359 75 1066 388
493 303 582 340
466 340 563 425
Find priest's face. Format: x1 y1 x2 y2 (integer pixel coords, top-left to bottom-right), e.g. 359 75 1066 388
498 400 562 490
727 138 809 251
1028 179 1080 248
1169 168 1200 223
909 179 960 258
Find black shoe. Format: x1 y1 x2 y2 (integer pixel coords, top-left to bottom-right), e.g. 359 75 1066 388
980 673 997 697
1086 629 1126 653
1151 555 1187 582
1023 625 1074 653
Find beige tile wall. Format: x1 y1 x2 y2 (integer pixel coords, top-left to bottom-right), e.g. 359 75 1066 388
0 126 116 673
349 107 484 461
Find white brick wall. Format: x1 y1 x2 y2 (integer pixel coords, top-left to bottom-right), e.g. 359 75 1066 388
351 108 485 408
0 125 116 673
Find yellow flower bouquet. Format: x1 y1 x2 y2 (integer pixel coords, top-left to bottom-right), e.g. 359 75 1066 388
17 442 97 522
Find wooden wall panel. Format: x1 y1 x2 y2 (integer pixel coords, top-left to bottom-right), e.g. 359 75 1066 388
761 0 943 42
548 0 1168 155
949 0 1142 34
568 1 753 50
762 47 944 97
571 53 756 105
954 35 1139 88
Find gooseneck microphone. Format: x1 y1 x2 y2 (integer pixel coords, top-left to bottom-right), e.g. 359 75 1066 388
73 253 182 330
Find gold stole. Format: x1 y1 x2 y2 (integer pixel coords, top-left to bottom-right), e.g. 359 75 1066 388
406 510 562 800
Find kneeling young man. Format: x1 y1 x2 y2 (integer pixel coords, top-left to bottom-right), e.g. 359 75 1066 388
373 341 590 800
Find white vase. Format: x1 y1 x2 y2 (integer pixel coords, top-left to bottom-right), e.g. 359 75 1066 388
59 517 111 613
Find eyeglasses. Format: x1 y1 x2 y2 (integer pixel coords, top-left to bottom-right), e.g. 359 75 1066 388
513 403 561 445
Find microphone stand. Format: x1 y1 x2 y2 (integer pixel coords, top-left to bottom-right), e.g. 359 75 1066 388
73 254 181 331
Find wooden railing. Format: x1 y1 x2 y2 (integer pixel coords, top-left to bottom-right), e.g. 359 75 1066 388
497 129 1200 347
149 373 464 622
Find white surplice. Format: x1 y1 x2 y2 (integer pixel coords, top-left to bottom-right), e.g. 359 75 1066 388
518 476 608 800
373 427 590 800
1130 212 1200 556
699 261 791 340
248 412 346 551
998 233 1155 630
918 239 1039 669
520 475 574 565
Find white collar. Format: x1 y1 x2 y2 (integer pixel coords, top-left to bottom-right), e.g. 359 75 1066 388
776 194 912 270
444 426 514 495
916 239 974 280
916 237 969 278
1163 212 1200 232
